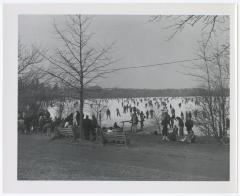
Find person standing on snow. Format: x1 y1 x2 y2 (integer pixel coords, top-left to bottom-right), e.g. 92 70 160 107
106 108 111 119
161 112 170 141
146 110 149 119
140 111 145 131
185 115 196 143
116 108 121 117
170 108 175 128
177 116 184 137
131 111 138 133
181 111 184 121
185 115 193 134
150 109 154 119
83 115 92 140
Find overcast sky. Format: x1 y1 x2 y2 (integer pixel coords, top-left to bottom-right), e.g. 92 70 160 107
19 15 228 89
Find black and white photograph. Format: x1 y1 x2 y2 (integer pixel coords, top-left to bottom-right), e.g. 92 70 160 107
2 2 238 193
17 13 231 181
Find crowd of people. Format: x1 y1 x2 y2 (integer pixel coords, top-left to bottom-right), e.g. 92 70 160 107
18 106 53 135
64 111 99 140
90 97 197 143
161 110 195 143
18 96 202 144
121 102 196 143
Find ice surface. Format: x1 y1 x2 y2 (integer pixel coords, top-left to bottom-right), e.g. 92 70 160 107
47 96 206 136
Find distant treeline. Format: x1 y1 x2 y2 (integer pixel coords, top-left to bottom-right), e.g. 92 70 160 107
18 78 230 109
62 86 229 99
83 86 229 99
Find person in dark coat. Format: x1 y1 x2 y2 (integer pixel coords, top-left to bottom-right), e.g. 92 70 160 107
184 115 196 144
131 111 138 133
185 116 193 134
123 106 126 114
76 111 80 125
146 110 149 119
83 115 92 140
140 111 145 131
170 108 175 128
65 113 73 125
113 122 120 129
171 108 175 118
91 114 99 140
116 108 121 117
129 107 132 113
106 109 111 119
161 113 170 141
176 117 184 137
179 102 181 108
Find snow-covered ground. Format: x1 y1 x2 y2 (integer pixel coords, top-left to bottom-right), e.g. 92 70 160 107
47 96 206 135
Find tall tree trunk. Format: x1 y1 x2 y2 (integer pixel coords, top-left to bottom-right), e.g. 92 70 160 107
79 15 84 140
79 83 84 139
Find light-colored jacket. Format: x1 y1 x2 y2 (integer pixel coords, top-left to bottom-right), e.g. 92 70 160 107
73 112 78 126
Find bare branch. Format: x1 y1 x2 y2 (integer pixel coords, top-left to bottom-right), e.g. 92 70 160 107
18 40 44 75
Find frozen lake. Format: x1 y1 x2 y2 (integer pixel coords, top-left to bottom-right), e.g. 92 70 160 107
47 96 205 135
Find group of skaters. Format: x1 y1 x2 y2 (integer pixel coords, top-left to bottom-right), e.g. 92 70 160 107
161 107 195 143
18 97 199 143
126 103 195 143
130 110 145 133
105 96 200 121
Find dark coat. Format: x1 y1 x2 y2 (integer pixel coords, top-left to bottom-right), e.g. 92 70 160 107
185 119 193 133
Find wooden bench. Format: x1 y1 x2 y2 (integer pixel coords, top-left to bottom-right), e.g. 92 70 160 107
100 130 130 146
58 127 74 137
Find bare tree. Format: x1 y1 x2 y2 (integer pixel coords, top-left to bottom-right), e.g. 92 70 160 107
150 15 229 45
18 40 49 115
150 15 230 139
180 42 229 138
18 40 43 76
42 15 116 139
88 99 108 128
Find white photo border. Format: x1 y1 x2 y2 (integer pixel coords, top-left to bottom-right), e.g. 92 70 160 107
2 3 238 193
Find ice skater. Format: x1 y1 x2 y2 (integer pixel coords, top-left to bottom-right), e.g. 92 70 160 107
116 108 121 117
106 109 111 119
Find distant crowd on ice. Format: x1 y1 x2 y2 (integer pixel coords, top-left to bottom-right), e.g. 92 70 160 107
18 96 216 143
